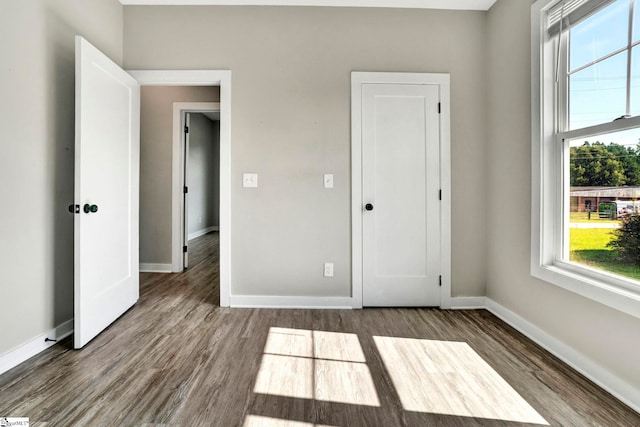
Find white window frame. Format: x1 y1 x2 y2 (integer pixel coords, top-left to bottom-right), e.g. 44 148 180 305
532 0 640 319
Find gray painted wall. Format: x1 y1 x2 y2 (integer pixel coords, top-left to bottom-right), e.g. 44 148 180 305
124 6 488 298
486 0 640 397
139 86 220 264
0 0 123 355
187 113 220 238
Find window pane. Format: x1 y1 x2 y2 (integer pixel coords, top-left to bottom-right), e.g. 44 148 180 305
569 52 627 129
570 0 629 71
631 45 640 115
634 0 640 42
568 128 640 281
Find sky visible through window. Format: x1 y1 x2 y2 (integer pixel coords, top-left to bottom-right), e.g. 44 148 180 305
569 0 640 131
570 0 628 71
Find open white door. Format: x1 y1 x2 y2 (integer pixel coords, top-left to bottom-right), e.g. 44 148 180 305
74 36 140 348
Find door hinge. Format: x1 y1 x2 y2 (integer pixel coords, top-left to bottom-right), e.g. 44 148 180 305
184 186 189 194
184 125 189 134
183 245 188 253
439 189 442 200
438 102 441 114
439 275 442 287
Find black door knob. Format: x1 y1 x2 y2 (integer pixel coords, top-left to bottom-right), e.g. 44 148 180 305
365 203 374 211
83 204 99 213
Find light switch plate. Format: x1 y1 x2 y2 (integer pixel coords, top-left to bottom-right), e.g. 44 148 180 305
324 174 334 189
324 262 334 277
243 173 258 188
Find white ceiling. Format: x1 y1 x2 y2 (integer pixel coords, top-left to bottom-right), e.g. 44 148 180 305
119 0 498 11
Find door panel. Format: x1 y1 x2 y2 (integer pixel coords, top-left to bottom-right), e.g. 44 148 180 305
74 36 140 348
183 113 190 269
362 83 440 307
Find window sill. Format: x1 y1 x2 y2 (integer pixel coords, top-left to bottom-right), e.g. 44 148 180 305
531 261 640 320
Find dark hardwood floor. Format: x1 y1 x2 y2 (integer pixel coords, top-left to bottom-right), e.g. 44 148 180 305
1 232 638 426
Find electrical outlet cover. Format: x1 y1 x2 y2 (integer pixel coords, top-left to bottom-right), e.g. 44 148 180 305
243 173 258 188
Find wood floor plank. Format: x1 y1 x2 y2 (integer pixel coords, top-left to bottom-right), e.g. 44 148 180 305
1 232 638 426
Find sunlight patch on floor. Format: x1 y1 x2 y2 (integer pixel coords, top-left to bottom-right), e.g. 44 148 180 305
313 330 367 363
255 354 314 399
263 327 366 362
373 336 549 425
243 415 336 427
254 327 380 406
263 327 313 358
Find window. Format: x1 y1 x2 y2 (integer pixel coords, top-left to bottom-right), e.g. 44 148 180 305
532 0 640 319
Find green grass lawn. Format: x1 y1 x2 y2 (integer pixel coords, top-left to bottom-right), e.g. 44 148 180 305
570 228 640 280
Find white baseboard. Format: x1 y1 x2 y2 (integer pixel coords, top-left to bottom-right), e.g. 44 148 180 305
0 319 73 376
485 298 640 414
188 226 218 241
450 296 487 309
230 295 354 309
139 263 173 273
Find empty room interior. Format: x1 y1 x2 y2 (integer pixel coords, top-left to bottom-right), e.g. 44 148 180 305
1 0 640 425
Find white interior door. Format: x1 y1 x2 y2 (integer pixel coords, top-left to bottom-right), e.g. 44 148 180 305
361 83 441 307
183 113 191 269
74 36 140 348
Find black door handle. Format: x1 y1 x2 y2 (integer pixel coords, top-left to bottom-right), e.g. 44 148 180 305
83 204 99 214
365 203 374 211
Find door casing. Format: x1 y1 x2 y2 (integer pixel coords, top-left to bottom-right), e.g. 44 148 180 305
351 72 452 309
128 70 231 307
175 103 221 271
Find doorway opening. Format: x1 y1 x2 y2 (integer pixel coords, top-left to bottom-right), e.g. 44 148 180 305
130 70 232 307
180 106 221 269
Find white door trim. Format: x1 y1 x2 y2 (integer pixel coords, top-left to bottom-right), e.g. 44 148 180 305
127 70 231 307
351 71 451 309
174 103 221 272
